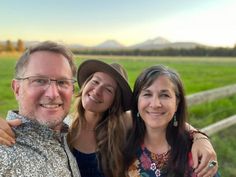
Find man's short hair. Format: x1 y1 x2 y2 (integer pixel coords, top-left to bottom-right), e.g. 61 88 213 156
15 41 77 78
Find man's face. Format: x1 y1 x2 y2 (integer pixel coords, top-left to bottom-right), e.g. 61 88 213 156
12 51 74 130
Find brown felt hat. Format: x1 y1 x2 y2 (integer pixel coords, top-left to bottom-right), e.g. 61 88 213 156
77 59 132 111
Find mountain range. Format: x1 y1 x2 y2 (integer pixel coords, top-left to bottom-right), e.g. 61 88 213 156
69 37 207 50
1 37 208 50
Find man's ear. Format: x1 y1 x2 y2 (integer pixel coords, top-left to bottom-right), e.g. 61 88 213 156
12 79 21 100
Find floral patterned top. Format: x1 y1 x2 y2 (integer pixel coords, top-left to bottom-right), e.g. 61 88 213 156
128 144 170 177
127 144 220 177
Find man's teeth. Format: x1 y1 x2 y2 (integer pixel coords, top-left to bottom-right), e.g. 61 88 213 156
41 104 61 108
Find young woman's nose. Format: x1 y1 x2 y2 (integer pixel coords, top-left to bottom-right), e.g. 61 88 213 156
93 85 103 95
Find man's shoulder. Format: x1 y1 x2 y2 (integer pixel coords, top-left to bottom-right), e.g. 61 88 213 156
0 145 15 168
0 136 37 163
0 144 15 154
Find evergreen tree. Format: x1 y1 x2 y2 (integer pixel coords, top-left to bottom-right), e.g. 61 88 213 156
0 42 3 52
5 40 15 52
17 39 25 52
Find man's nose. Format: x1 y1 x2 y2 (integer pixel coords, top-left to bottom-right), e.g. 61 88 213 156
44 81 60 98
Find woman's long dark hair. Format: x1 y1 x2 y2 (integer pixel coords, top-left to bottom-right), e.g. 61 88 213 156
124 65 192 176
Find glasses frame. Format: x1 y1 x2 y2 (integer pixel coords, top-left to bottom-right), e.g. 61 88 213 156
16 76 76 91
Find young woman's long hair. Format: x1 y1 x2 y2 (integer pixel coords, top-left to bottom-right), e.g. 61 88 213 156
124 65 192 176
67 74 127 177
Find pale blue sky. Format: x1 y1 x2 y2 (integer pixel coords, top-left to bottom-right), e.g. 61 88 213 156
1 0 236 47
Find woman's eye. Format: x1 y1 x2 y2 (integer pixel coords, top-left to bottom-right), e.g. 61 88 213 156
142 92 151 97
91 80 99 85
105 88 113 93
160 94 170 98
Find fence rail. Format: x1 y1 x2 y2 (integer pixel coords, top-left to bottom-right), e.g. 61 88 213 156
201 115 236 136
186 83 236 107
186 83 236 135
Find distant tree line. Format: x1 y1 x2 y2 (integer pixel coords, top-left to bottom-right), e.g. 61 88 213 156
72 45 236 56
1 39 236 56
0 39 25 52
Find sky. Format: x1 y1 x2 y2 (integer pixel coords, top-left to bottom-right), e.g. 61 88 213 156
1 0 236 47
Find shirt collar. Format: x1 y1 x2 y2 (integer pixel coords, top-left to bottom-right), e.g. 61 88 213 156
6 110 69 134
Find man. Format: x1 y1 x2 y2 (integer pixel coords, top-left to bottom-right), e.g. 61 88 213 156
0 41 80 177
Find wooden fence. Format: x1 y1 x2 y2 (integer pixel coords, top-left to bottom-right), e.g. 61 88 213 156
186 83 236 135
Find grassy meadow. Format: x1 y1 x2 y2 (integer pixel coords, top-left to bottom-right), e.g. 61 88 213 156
1 54 236 176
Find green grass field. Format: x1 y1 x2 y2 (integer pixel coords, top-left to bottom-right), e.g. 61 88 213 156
0 54 236 176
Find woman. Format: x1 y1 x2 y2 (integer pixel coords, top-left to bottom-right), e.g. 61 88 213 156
0 60 218 177
124 65 219 177
67 60 132 177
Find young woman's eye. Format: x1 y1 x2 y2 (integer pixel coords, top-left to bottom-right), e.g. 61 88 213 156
105 88 113 94
91 80 99 85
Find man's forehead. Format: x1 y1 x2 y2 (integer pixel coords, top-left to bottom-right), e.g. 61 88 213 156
24 52 72 77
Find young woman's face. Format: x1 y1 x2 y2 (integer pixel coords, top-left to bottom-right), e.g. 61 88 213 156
82 72 117 113
138 75 178 130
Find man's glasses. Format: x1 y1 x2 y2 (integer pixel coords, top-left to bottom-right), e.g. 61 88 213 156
16 76 76 91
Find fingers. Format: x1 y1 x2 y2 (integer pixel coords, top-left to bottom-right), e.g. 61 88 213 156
195 149 217 174
8 119 22 127
194 151 211 174
197 160 218 177
5 119 22 138
0 129 15 146
191 134 218 176
204 161 218 177
191 148 200 169
0 118 21 145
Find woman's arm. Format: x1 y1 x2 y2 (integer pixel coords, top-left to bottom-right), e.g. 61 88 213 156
0 118 21 146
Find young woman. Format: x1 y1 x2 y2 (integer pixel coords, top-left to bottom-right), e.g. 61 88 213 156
67 60 132 177
0 60 218 177
124 65 219 177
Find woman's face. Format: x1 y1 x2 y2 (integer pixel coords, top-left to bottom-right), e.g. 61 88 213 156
82 72 117 113
138 75 178 130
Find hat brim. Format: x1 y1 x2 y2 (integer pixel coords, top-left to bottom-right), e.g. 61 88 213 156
77 60 132 111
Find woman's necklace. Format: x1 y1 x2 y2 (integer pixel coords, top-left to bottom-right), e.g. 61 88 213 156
150 148 170 170
141 144 170 176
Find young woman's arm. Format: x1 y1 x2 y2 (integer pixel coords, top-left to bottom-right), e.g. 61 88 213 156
0 118 21 145
187 123 218 177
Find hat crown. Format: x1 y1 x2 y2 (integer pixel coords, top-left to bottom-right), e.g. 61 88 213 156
110 63 128 81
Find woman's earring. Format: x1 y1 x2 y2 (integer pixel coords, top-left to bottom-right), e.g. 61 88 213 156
137 112 140 118
173 113 178 127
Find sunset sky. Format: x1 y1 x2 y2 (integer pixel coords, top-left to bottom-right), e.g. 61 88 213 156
1 0 236 47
